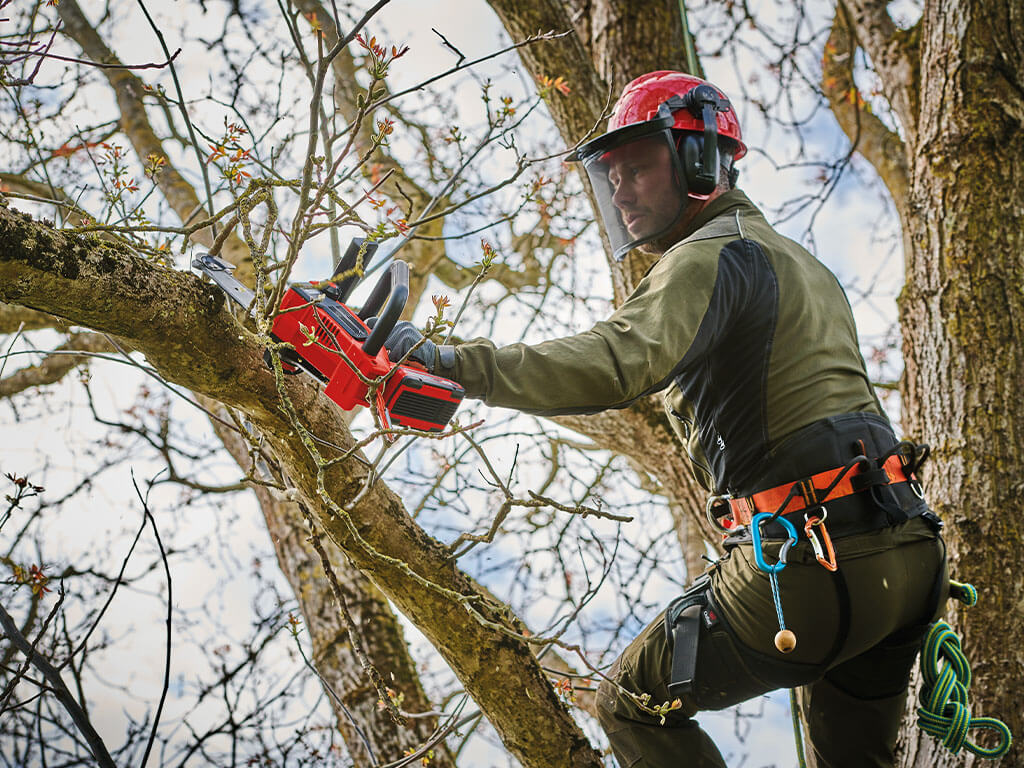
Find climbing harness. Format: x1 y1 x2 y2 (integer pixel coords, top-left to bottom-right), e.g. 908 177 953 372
750 512 798 653
710 453 910 524
915 580 1013 759
679 427 1008 760
707 440 937 541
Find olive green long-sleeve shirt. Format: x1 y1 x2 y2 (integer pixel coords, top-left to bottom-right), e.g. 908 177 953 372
436 190 882 492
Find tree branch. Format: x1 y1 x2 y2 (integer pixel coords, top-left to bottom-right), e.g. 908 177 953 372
823 5 910 211
838 0 921 135
0 303 67 335
0 201 602 768
0 332 113 399
0 597 117 768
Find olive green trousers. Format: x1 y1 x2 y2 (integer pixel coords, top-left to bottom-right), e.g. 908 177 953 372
597 518 946 767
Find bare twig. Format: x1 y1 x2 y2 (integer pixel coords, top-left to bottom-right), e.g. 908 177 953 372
130 471 173 768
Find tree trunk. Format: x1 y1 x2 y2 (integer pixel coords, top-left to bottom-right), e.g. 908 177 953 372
822 1 1023 760
896 1 1024 764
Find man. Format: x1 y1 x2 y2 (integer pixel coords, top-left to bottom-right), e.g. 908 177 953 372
383 71 946 767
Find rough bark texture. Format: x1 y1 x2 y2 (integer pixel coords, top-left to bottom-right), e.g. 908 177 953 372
834 1 1024 764
0 199 603 767
897 2 1024 764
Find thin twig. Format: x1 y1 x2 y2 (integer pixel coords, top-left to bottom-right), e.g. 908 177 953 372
131 471 173 768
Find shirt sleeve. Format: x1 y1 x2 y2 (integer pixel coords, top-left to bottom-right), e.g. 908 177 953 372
437 241 724 416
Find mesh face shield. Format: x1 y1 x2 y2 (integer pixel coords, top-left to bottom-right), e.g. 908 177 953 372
576 116 688 261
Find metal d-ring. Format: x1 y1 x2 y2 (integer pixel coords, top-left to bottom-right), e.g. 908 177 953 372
705 492 734 532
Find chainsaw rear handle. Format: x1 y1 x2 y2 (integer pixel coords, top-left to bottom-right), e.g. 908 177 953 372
359 260 410 357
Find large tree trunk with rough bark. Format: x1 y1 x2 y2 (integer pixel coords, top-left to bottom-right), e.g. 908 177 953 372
897 2 1024 764
828 1 1024 764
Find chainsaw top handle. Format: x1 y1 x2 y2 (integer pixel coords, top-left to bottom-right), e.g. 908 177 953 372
358 260 410 357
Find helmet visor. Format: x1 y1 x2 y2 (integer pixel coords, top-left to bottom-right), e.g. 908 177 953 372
577 122 687 260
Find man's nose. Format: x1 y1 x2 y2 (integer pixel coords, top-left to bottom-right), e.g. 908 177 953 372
612 180 634 210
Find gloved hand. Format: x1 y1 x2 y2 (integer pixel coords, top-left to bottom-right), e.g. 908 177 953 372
367 318 437 372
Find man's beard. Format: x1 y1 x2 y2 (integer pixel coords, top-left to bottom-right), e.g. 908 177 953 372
637 202 697 254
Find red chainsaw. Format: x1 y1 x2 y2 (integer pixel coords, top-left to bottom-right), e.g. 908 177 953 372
192 239 464 433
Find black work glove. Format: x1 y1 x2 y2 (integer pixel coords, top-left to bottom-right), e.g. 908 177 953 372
367 318 437 372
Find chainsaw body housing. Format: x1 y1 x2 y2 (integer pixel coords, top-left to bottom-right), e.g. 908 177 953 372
193 242 464 433
272 283 463 431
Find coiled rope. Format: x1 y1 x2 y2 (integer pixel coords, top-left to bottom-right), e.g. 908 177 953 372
916 580 1012 759
790 580 1012 764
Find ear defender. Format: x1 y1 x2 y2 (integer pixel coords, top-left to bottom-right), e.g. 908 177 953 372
681 133 719 195
676 83 734 196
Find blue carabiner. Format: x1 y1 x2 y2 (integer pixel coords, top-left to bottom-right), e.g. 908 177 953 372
750 512 799 573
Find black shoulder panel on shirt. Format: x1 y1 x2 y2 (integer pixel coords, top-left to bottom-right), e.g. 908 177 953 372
674 238 779 491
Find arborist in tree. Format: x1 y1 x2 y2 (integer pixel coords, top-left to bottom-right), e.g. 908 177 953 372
380 71 947 767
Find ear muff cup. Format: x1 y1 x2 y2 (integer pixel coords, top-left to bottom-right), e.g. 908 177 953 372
680 134 719 195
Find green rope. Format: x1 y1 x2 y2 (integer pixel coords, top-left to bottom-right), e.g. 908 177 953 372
916 580 1012 759
949 579 978 607
790 688 807 768
676 1 704 79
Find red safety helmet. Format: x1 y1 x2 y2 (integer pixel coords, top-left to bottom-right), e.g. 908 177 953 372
575 71 746 260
